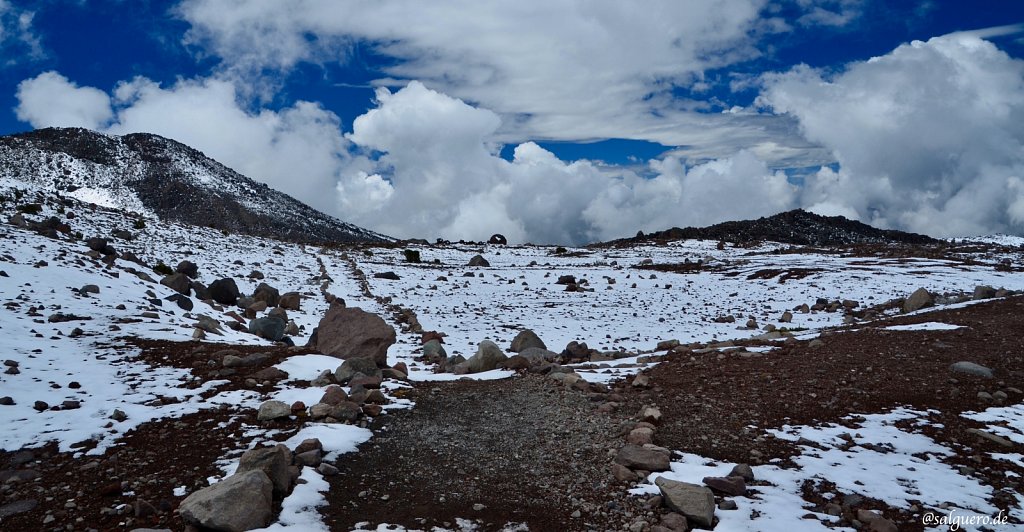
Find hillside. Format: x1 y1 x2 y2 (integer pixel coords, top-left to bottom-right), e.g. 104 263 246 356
602 209 938 247
0 127 388 244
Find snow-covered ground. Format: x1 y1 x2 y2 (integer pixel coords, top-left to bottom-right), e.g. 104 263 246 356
2 178 1023 530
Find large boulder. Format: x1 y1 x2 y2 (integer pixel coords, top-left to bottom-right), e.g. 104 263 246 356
614 445 670 472
249 317 286 342
903 287 933 313
209 278 241 305
235 444 293 500
160 273 191 296
252 283 280 307
178 470 273 531
310 306 396 367
510 329 546 352
655 477 716 528
950 361 993 378
467 340 508 373
488 234 507 245
468 254 490 267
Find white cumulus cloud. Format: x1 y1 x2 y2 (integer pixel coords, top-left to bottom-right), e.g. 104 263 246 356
174 0 825 167
759 32 1024 236
15 71 113 130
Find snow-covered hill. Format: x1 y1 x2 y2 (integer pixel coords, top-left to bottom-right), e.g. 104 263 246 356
0 173 1022 531
0 127 389 244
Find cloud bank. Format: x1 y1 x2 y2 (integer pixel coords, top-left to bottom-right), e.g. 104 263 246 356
173 0 825 167
13 30 1024 243
760 32 1024 236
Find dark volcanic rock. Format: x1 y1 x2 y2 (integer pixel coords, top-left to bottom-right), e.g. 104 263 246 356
209 278 240 305
0 127 390 244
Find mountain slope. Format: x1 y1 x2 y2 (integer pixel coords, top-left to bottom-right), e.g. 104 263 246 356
602 209 938 247
0 127 389 244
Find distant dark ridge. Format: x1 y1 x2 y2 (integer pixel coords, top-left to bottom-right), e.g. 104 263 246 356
0 127 390 244
597 209 938 247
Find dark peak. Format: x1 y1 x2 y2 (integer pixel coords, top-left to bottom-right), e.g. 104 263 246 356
605 208 937 247
0 127 389 244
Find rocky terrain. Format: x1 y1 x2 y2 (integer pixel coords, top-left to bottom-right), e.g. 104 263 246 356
0 131 1023 531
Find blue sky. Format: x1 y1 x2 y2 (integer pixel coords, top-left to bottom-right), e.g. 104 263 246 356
3 1 1024 243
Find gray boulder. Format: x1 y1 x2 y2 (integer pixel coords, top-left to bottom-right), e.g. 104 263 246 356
468 254 490 267
951 361 994 378
614 445 670 472
903 287 934 313
334 357 382 384
655 476 715 528
209 278 241 305
467 340 508 373
973 285 997 300
257 400 291 421
178 470 273 531
235 444 293 500
510 329 546 352
310 306 395 366
422 339 447 362
249 317 286 342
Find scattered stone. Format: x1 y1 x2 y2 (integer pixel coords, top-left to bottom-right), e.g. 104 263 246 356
655 476 716 528
632 374 650 388
252 282 281 307
374 271 401 280
257 400 291 421
249 316 286 342
510 329 546 352
334 357 381 384
209 278 241 305
719 499 738 511
780 311 793 323
903 287 933 313
950 361 993 378
279 292 301 310
468 255 490 267
856 509 898 532
639 406 662 424
728 463 754 481
627 427 654 446
611 463 640 482
0 396 14 405
0 499 38 519
614 445 670 472
176 260 199 278
966 428 1014 447
178 470 273 531
160 273 191 295
236 444 293 499
466 340 508 373
702 475 746 496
